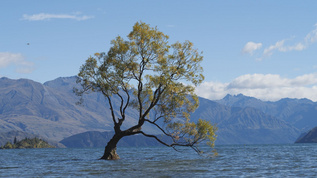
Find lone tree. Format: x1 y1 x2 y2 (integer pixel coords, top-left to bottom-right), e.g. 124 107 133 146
75 22 217 160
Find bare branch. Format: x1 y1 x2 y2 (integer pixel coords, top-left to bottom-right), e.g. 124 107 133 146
137 131 202 154
101 90 118 125
117 88 130 126
144 119 173 138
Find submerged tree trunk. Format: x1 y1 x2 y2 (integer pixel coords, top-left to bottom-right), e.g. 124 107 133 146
100 133 123 160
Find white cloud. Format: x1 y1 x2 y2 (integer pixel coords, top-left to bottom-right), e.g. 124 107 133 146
262 39 306 58
263 40 285 57
305 23 317 44
246 23 317 60
195 81 228 100
195 73 317 101
227 74 287 89
242 42 262 55
285 42 306 51
22 13 94 21
0 52 34 74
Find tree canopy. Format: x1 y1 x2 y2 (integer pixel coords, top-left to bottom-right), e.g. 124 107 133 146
75 21 217 160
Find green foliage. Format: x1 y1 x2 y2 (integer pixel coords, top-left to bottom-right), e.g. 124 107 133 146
2 142 13 149
0 137 55 149
75 21 217 155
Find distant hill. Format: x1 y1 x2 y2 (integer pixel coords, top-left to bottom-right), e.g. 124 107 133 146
0 77 157 142
295 127 317 143
216 94 317 132
0 131 65 148
192 97 299 144
1 76 317 145
60 131 171 148
0 137 55 149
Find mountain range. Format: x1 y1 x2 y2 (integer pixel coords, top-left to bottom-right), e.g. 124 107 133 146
295 127 317 143
60 131 171 148
1 76 317 146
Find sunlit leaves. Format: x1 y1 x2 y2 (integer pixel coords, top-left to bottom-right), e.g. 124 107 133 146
75 21 217 155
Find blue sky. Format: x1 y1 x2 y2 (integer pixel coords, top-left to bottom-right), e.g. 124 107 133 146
1 0 317 101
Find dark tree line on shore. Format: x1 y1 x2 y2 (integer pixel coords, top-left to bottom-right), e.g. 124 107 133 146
0 137 54 149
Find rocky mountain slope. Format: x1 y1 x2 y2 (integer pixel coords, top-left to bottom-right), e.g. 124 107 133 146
1 76 315 145
216 94 317 131
192 97 299 144
0 77 155 142
0 77 108 141
295 127 317 143
60 131 171 148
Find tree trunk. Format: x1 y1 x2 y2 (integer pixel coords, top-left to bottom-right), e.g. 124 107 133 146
100 133 123 160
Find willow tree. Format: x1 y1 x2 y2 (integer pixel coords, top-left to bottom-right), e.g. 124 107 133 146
75 22 217 160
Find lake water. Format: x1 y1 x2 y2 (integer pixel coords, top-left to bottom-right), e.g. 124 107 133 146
1 144 317 177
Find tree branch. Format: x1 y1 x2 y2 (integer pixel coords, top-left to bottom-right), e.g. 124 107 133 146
117 88 130 126
136 131 202 154
101 90 118 125
144 119 173 138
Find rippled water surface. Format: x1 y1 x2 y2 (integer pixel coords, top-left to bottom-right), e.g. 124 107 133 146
1 144 317 177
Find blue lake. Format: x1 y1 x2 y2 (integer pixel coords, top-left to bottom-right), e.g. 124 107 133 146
1 144 317 177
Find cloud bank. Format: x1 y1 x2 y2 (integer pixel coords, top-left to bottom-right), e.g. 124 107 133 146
243 23 317 60
195 73 317 101
22 13 94 21
0 52 34 74
242 42 262 55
